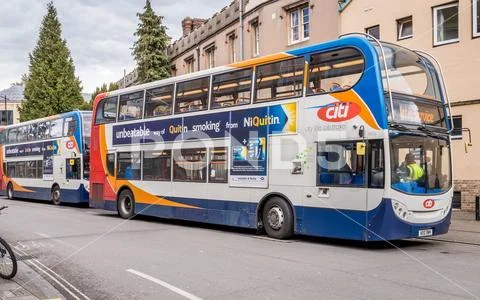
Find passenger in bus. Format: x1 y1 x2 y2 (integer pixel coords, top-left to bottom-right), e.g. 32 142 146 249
329 83 342 92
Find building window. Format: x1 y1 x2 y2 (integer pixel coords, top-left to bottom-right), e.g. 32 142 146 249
397 16 413 40
474 0 480 37
228 33 237 63
0 110 13 125
185 56 195 73
433 2 459 46
366 25 380 39
289 6 309 43
451 115 462 139
205 45 215 69
252 21 260 56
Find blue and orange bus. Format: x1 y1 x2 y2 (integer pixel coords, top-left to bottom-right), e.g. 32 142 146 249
89 34 453 240
1 111 91 205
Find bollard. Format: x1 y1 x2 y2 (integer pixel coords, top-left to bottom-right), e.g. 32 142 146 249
476 196 480 221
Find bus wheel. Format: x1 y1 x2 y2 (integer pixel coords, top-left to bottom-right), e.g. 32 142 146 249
117 189 135 219
51 185 61 205
6 183 14 200
262 197 294 239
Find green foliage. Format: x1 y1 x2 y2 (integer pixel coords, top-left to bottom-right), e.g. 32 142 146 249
132 0 171 84
19 2 84 122
90 82 119 102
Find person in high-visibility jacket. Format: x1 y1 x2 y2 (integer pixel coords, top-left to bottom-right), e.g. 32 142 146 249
404 153 424 181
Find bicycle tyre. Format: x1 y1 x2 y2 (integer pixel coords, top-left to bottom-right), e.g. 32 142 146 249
0 236 17 279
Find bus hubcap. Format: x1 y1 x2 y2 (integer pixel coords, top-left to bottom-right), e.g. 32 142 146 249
267 206 284 230
53 190 60 200
124 198 132 212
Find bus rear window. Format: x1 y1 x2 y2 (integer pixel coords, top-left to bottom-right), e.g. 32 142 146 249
307 48 364 95
95 96 118 124
254 57 304 102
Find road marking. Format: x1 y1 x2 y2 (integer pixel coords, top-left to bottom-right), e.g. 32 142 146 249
14 246 91 300
126 269 202 300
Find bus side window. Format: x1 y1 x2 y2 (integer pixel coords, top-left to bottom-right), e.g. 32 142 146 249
369 140 384 188
254 57 304 103
145 85 174 118
317 142 365 186
118 91 144 121
64 117 77 136
211 68 252 109
95 96 118 124
307 48 364 96
106 153 115 176
175 77 210 114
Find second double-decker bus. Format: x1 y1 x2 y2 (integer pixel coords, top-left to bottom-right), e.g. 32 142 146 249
90 34 453 241
0 111 91 205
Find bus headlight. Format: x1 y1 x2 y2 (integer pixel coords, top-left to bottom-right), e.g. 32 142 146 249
443 204 450 216
392 200 409 221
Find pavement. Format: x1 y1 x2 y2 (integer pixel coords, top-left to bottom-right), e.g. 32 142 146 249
0 200 479 300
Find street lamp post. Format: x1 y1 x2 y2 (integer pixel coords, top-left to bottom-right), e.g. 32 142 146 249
2 95 8 125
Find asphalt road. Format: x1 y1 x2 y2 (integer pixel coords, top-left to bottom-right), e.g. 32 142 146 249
0 198 479 300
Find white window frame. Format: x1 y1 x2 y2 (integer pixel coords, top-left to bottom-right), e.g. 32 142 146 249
397 17 413 40
205 46 215 69
185 57 194 74
227 33 236 63
433 2 459 46
289 5 309 44
252 22 260 57
474 0 480 37
451 115 463 140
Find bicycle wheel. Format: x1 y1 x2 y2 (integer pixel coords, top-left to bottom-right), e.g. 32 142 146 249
0 236 17 279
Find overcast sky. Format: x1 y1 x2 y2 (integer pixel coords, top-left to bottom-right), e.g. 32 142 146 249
0 0 223 94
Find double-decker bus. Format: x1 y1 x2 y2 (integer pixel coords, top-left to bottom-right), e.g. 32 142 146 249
0 111 91 205
90 34 453 241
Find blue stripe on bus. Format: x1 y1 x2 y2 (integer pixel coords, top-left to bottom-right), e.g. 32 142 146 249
101 197 451 241
4 184 89 204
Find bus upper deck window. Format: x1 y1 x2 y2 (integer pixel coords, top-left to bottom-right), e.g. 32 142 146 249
95 96 118 124
307 48 364 96
145 85 174 118
211 68 252 109
7 128 18 144
254 57 304 103
175 77 210 114
118 91 144 121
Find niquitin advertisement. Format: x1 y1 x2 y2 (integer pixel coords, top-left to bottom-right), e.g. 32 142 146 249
112 102 297 187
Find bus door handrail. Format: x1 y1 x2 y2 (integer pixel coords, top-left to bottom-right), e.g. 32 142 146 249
412 49 453 134
338 32 395 121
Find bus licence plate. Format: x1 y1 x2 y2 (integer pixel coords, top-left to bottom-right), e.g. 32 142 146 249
418 229 433 237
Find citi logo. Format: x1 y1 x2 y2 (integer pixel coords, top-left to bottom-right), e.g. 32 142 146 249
423 199 435 209
66 141 75 150
317 102 361 122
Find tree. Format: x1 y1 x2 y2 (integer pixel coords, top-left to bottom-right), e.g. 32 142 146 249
19 2 83 122
90 82 119 103
132 0 171 84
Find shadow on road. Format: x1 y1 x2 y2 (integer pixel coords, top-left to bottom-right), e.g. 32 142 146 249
94 212 434 251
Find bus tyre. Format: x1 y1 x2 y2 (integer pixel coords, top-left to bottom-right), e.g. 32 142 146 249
6 183 13 200
262 197 294 239
118 190 135 219
51 185 61 205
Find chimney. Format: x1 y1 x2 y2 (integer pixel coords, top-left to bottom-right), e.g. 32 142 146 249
181 17 206 37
